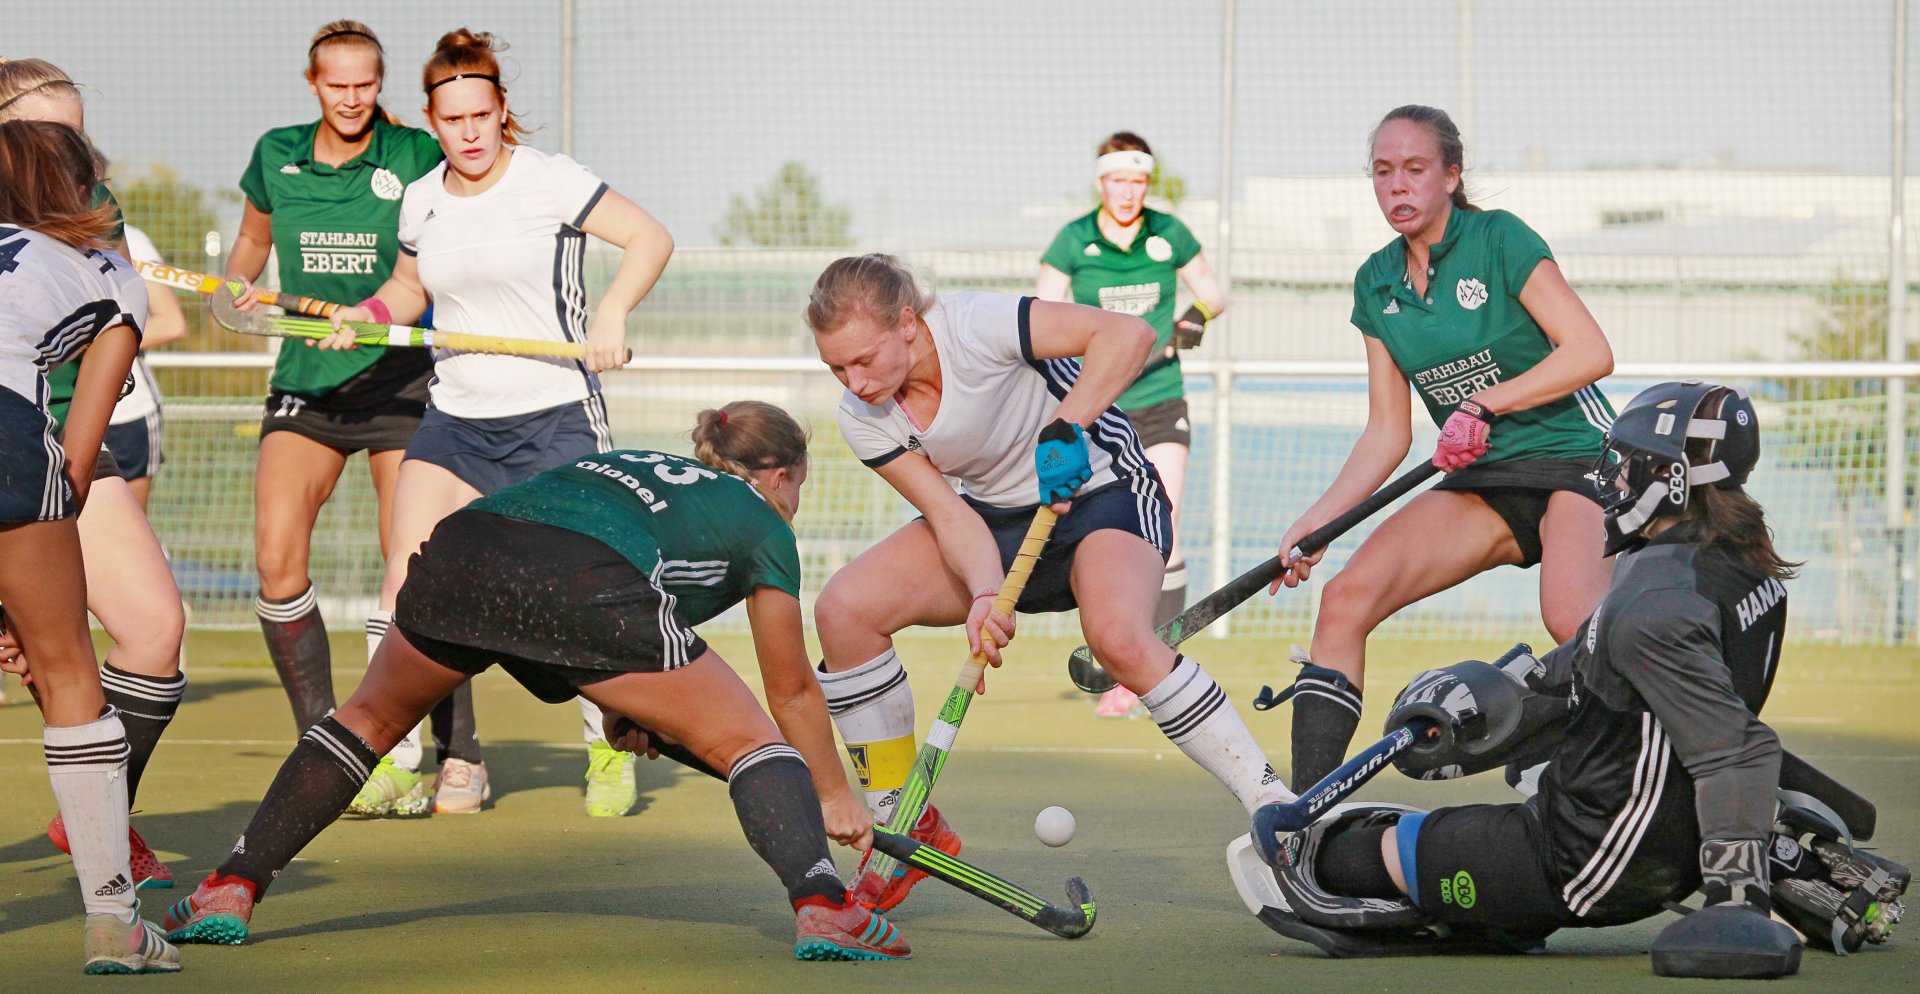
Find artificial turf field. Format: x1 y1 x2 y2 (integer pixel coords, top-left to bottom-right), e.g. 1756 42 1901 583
1 631 1914 991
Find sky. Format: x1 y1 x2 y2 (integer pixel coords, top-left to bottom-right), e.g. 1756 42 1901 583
11 0 1913 249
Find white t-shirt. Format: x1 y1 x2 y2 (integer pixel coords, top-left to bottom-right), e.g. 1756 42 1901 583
398 146 610 419
112 226 165 423
0 225 146 407
837 291 1155 509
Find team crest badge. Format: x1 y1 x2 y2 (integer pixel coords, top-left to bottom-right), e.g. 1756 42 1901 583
1456 277 1488 310
1084 243 1102 257
370 167 404 201
1145 235 1173 262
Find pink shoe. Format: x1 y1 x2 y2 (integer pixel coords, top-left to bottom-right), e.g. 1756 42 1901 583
1095 685 1143 718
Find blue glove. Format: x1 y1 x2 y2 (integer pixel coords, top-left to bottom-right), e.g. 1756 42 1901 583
1035 419 1091 505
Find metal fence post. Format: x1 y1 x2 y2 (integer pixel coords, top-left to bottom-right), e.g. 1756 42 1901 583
1890 0 1910 642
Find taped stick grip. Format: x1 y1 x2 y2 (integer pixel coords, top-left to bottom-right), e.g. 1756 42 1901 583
958 505 1058 692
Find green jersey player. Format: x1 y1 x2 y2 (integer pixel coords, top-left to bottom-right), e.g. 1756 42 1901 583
1039 133 1227 713
1269 105 1618 794
164 402 912 962
223 23 448 813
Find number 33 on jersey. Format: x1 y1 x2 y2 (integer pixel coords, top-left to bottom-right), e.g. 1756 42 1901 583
467 449 802 626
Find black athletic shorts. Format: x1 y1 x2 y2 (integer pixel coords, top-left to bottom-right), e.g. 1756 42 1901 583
257 355 431 454
87 444 121 482
0 386 70 522
1403 803 1578 938
963 477 1172 614
103 411 162 480
1123 396 1191 450
1432 458 1602 567
394 509 706 704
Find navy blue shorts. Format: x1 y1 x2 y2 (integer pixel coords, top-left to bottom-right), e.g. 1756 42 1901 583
0 387 72 522
103 411 162 480
405 396 613 495
966 478 1172 614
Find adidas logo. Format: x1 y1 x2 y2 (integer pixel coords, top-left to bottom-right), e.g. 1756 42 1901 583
279 163 301 175
1083 243 1101 257
804 858 838 880
423 208 437 222
905 436 922 451
94 873 132 897
232 834 247 856
1260 764 1282 786
1383 299 1400 315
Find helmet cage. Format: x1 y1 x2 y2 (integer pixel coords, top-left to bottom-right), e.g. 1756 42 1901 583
1592 381 1758 555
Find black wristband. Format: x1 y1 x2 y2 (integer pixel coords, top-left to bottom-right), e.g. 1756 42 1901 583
1456 398 1497 423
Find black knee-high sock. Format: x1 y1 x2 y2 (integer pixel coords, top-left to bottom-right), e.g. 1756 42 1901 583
430 681 483 765
218 715 377 898
255 585 334 735
99 663 186 806
727 745 845 907
1155 559 1188 626
1290 666 1364 790
1315 822 1400 899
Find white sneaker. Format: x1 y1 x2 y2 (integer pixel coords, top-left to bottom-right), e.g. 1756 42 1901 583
84 909 182 974
433 759 491 814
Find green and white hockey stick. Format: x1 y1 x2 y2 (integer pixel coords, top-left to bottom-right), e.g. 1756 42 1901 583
211 281 630 363
869 827 1095 938
861 506 1059 889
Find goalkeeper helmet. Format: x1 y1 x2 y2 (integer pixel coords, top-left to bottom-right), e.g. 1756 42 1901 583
1592 381 1759 556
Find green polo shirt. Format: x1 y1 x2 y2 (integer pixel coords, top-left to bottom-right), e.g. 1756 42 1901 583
471 450 802 625
239 118 442 396
1350 208 1613 464
1042 207 1202 410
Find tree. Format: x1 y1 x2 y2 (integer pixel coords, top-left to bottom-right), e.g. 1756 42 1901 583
717 161 853 248
115 163 236 274
1771 278 1914 507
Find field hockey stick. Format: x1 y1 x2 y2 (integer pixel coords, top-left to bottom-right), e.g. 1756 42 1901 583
134 259 341 317
211 282 631 363
1249 719 1440 866
1067 461 1442 694
869 828 1096 939
861 506 1059 890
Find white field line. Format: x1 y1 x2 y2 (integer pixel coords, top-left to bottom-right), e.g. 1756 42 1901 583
0 738 1907 762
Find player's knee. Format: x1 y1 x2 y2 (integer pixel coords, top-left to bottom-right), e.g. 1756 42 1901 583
1084 626 1168 684
813 576 881 651
253 542 309 594
1316 572 1385 636
107 603 186 675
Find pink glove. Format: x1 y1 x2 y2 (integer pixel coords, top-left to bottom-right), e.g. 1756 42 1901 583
1433 399 1495 470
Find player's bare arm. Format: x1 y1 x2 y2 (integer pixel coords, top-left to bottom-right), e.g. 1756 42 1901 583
578 189 673 372
1470 259 1613 415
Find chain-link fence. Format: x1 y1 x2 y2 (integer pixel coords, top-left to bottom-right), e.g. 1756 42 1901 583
13 2 1920 642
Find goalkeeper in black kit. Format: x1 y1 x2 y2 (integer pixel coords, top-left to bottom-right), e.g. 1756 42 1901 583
1232 381 1909 979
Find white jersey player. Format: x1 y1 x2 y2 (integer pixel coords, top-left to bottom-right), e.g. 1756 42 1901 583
0 115 178 973
805 254 1290 914
0 227 144 514
319 28 674 817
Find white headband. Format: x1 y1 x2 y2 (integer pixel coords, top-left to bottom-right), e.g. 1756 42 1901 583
1096 150 1154 179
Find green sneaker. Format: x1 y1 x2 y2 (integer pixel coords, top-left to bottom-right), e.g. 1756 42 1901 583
584 739 637 818
347 757 431 817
